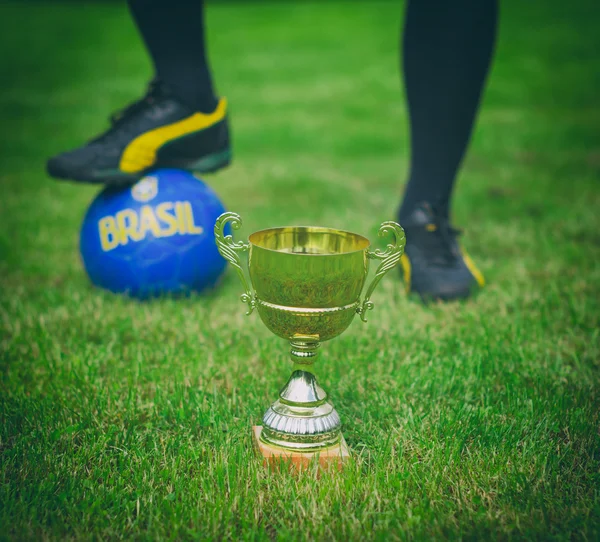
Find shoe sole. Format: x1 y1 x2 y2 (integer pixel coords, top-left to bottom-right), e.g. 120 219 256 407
416 288 474 303
51 148 232 186
166 148 232 175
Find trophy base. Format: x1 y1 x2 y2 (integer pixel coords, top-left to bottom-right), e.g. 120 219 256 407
252 426 350 471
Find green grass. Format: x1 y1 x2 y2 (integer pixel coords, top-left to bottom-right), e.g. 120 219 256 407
1 0 600 539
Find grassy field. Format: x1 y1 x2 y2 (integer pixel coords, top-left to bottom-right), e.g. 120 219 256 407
1 0 600 540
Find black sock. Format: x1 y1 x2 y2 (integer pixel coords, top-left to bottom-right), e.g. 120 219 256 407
399 0 498 222
127 0 218 113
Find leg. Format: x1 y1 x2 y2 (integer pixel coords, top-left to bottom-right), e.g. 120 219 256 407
398 0 498 301
128 0 217 113
399 0 498 221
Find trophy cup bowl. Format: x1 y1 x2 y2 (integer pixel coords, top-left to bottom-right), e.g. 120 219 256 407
214 212 405 457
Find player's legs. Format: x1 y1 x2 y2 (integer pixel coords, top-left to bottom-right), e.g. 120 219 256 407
399 0 498 301
47 0 230 184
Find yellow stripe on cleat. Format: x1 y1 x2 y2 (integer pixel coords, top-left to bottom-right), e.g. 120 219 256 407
461 247 485 287
400 253 412 293
119 98 228 174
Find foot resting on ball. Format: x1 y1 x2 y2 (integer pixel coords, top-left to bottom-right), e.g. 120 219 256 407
47 79 231 185
399 203 484 301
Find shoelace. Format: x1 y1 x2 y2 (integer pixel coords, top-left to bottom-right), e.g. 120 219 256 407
93 79 167 144
434 221 462 266
109 79 163 127
409 207 463 267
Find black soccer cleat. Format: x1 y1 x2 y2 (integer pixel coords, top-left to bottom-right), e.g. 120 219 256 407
47 79 231 184
399 203 485 301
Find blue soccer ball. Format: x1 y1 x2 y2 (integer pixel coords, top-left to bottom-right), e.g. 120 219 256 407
80 169 228 299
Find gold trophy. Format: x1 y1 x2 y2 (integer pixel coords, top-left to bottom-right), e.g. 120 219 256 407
214 212 405 468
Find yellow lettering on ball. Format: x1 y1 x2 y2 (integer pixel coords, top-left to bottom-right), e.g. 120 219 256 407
183 201 203 235
97 201 203 251
98 216 120 252
155 202 178 237
175 202 187 234
116 208 143 245
139 205 162 238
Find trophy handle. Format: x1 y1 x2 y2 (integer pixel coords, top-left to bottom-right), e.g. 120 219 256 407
214 212 256 315
357 221 406 322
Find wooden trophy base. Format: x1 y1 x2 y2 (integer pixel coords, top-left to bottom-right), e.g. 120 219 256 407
252 426 350 471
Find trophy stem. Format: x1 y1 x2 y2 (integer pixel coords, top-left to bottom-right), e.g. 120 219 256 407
260 338 342 452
